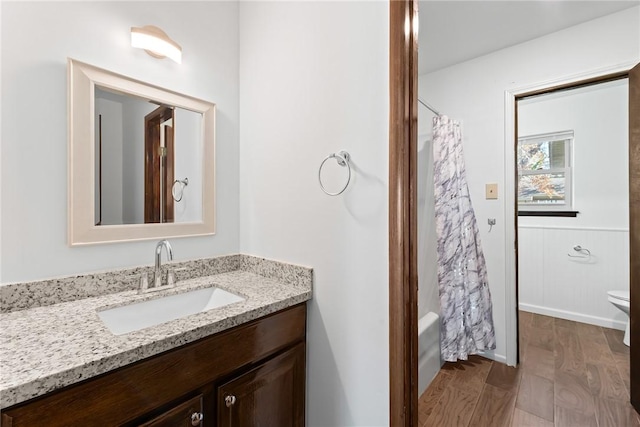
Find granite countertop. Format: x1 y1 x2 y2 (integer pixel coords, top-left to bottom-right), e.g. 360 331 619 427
0 255 312 409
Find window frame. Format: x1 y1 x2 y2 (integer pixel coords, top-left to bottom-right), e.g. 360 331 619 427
517 130 574 212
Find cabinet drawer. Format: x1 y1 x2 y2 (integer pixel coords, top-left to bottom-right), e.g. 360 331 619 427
138 395 204 427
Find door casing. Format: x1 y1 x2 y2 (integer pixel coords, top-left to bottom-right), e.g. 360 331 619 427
388 0 419 426
628 62 640 411
144 106 175 224
504 62 637 367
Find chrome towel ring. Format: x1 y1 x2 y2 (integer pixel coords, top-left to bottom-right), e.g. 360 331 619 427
567 245 591 258
318 151 351 196
172 178 189 202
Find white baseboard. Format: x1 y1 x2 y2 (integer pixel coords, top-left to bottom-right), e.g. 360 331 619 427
519 303 626 331
477 350 507 365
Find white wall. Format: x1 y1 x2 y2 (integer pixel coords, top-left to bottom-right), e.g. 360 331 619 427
121 97 155 224
419 6 640 362
239 2 389 426
95 97 124 225
0 1 240 282
174 108 202 223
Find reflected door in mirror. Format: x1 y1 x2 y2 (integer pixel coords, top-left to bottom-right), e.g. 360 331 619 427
145 106 175 224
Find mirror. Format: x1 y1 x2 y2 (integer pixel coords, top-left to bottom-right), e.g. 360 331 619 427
68 58 216 245
94 87 203 225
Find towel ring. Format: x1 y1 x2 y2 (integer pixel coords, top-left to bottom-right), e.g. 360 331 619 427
567 244 591 258
172 178 189 202
318 151 351 196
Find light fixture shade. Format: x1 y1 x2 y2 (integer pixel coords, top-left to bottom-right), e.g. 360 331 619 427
131 25 182 64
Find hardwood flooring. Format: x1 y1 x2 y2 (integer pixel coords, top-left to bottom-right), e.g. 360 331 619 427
418 312 639 427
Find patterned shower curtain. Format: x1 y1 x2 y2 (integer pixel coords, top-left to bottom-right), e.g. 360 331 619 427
432 115 496 362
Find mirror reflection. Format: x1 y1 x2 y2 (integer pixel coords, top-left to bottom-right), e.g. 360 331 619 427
94 87 203 226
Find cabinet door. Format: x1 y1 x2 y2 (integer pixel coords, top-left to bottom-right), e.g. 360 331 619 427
218 343 305 427
138 394 204 427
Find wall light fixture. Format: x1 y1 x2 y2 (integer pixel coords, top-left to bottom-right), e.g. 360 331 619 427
131 25 182 64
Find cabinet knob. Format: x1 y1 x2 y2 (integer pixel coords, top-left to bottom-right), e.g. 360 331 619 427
190 412 203 426
225 395 237 408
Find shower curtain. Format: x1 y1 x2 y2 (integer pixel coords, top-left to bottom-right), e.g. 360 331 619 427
432 115 496 362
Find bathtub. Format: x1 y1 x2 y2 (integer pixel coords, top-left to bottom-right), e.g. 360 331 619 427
418 312 442 396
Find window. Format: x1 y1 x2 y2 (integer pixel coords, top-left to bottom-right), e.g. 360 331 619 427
517 131 573 212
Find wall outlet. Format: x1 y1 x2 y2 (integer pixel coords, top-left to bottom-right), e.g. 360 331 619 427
485 183 498 199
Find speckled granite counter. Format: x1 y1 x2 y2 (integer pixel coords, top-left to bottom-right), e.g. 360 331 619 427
0 255 312 409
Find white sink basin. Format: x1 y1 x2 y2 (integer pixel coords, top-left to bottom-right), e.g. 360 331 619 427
98 287 245 335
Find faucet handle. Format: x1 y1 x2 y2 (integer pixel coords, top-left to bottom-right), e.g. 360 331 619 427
167 269 176 287
167 267 189 287
138 273 149 294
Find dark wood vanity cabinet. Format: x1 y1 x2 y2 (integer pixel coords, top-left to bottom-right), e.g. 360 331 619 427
1 304 306 427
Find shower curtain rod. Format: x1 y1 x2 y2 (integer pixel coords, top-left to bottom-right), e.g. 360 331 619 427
418 98 441 116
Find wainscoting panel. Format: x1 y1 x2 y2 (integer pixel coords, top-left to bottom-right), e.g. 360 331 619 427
518 228 545 307
518 226 629 330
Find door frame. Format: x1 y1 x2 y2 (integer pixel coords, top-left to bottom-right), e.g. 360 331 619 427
503 61 638 366
144 105 175 224
389 0 419 426
629 62 640 411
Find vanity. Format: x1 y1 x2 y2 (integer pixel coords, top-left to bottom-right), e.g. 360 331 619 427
0 255 312 426
0 55 312 425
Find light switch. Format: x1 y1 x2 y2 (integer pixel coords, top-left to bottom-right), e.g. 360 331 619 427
485 183 498 200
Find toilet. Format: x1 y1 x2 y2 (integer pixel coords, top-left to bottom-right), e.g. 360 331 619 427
607 290 630 346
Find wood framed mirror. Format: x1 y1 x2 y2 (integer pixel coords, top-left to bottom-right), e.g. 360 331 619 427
68 58 216 245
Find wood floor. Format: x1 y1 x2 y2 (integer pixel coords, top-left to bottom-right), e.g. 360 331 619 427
418 312 639 427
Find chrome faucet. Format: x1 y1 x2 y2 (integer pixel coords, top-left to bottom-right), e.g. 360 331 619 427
153 239 173 288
